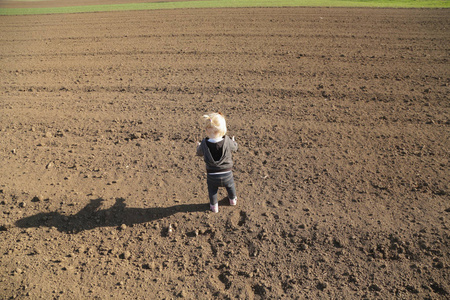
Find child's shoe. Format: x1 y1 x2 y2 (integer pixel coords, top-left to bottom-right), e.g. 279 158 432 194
229 197 237 206
210 203 219 213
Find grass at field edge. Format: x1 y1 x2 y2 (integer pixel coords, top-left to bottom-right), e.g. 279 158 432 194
0 0 449 15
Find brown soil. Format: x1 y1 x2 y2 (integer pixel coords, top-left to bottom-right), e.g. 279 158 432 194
0 0 196 9
1 6 449 300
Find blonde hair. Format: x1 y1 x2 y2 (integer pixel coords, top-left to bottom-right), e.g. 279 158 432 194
203 112 227 138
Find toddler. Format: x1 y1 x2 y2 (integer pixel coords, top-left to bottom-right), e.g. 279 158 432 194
196 112 238 213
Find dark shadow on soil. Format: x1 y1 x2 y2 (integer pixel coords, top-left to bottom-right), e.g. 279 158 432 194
15 197 216 234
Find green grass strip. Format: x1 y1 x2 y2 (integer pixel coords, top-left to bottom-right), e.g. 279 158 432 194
1 0 449 15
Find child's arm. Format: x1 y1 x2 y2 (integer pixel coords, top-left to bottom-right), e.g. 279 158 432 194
230 136 238 151
196 141 203 156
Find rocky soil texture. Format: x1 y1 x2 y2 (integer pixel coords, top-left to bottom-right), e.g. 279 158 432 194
1 6 449 299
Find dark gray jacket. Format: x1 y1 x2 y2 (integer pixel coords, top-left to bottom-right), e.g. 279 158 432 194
196 136 238 173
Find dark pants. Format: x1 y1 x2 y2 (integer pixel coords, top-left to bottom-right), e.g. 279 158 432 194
207 172 236 205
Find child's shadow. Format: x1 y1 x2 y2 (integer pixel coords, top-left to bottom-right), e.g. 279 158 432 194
15 198 211 234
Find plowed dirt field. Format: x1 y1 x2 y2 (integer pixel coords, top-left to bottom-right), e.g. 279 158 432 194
1 6 449 299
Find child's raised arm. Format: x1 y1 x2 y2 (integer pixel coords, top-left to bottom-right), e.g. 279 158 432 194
230 136 238 151
196 140 203 156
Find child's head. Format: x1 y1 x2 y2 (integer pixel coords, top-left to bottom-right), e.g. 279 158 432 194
203 112 227 139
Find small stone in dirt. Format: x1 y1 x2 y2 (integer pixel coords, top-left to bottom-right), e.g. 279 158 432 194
333 237 345 248
19 202 26 208
369 284 382 291
131 132 142 139
167 224 173 235
46 162 54 169
433 259 444 269
405 285 419 294
120 251 131 260
76 246 86 253
45 132 53 138
337 249 347 256
31 195 42 202
418 240 429 250
62 265 74 271
120 224 127 230
348 274 358 283
253 283 267 296
299 243 308 251
317 281 328 290
430 282 448 295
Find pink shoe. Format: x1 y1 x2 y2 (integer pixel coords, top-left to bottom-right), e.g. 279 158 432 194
210 203 219 213
229 197 237 206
